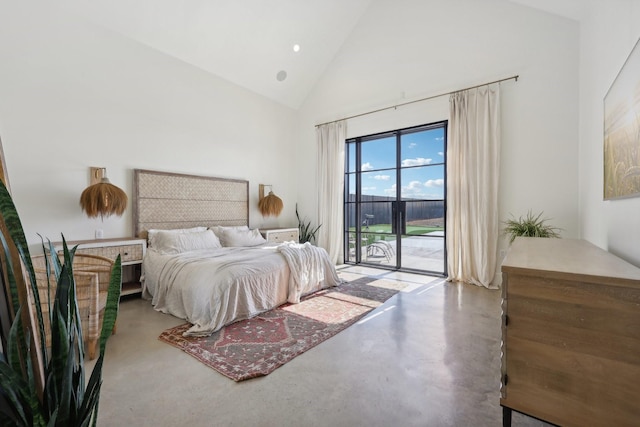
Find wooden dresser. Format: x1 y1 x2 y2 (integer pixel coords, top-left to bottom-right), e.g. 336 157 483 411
500 237 640 427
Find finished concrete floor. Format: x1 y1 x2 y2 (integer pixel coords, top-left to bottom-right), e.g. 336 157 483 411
94 266 552 427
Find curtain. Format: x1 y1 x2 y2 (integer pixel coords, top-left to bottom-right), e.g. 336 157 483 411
447 83 500 289
316 120 347 264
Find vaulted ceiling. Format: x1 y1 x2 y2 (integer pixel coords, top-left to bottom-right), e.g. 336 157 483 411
58 0 582 110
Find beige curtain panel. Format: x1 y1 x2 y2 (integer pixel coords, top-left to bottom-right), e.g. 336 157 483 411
316 120 347 264
447 83 501 289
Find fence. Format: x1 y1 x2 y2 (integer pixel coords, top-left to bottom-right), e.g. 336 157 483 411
346 194 444 227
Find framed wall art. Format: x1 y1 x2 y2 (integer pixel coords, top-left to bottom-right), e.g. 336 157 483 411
604 37 640 200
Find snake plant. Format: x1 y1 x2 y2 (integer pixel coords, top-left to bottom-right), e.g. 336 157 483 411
296 204 321 244
0 180 122 426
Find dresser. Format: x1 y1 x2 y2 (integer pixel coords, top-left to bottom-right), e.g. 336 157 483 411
260 228 299 243
53 237 147 296
500 237 640 427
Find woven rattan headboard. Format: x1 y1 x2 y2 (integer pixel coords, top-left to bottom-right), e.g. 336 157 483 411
133 169 249 238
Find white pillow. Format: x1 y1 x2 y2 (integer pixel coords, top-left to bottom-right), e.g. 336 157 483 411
216 227 267 247
147 227 207 249
209 225 249 239
152 229 222 254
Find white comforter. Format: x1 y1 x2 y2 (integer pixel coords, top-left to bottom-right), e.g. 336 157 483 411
143 243 341 336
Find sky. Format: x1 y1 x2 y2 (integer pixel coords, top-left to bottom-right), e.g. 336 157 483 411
348 126 445 200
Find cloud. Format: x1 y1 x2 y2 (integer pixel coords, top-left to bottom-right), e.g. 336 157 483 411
362 186 377 191
400 181 426 198
425 179 444 188
362 162 374 171
408 142 417 149
374 174 391 181
401 157 432 167
438 151 444 156
435 136 444 141
400 180 444 198
407 180 423 190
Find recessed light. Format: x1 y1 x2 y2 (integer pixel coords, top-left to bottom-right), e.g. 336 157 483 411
293 44 301 53
276 70 287 81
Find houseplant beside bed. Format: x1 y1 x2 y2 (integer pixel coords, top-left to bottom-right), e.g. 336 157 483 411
0 180 122 426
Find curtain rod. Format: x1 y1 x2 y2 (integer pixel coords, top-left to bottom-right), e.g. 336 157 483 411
315 74 519 128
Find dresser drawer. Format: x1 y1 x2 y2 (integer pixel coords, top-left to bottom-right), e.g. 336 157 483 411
262 228 299 243
74 243 144 263
56 238 147 264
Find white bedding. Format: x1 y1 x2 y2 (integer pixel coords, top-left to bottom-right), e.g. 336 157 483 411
142 243 341 336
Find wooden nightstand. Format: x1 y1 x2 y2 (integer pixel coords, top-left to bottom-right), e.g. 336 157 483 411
53 237 146 296
260 228 299 243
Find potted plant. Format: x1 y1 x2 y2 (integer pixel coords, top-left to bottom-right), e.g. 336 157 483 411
295 204 321 244
0 180 122 426
503 210 562 243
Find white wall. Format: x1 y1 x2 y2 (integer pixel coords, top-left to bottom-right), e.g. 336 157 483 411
0 1 298 246
578 0 640 265
297 0 580 282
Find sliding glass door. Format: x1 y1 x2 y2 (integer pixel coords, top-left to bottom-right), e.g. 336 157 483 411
344 121 446 275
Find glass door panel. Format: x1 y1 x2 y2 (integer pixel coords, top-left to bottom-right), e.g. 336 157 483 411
361 136 396 170
360 171 396 198
400 165 445 201
399 200 445 274
359 202 397 266
401 129 445 165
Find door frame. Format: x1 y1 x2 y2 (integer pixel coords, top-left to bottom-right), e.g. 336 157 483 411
343 121 447 275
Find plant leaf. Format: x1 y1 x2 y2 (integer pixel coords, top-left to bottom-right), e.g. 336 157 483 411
0 312 30 426
0 182 48 363
0 360 29 426
99 255 121 356
78 355 103 427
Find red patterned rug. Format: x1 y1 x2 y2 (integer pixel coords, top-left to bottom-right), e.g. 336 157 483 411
158 278 405 381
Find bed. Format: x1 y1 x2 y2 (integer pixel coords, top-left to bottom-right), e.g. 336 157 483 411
134 169 341 336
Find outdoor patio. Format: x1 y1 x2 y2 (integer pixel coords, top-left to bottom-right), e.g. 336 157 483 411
351 231 446 275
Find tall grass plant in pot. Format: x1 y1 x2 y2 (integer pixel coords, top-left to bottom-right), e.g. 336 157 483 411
503 210 562 243
0 180 122 426
295 204 321 244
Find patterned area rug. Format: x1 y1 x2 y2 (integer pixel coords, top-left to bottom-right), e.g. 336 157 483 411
158 277 405 381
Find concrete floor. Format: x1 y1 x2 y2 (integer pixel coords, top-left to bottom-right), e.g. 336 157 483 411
93 266 552 427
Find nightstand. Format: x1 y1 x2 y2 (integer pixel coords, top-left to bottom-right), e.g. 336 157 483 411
260 228 299 243
53 237 146 296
